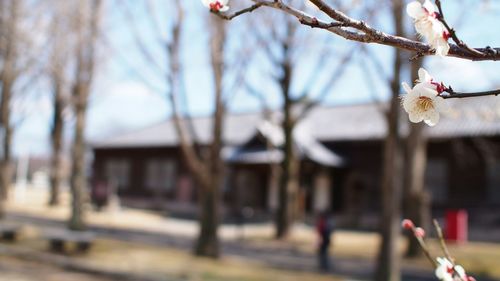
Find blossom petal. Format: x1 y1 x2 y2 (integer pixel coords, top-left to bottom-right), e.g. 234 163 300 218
402 82 412 94
431 19 446 35
403 96 418 113
415 81 438 93
402 88 420 113
434 96 450 113
420 87 439 99
219 5 229 12
434 38 450 56
435 267 445 279
442 258 453 268
415 21 434 40
424 110 439 126
435 258 456 281
409 111 424 123
406 1 425 19
418 68 433 83
422 0 436 14
455 265 467 278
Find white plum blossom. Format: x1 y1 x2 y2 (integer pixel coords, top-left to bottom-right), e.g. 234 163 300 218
406 0 450 56
435 257 471 281
402 68 450 127
202 0 229 12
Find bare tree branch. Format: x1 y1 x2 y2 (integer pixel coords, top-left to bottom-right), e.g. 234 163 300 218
166 2 209 185
119 1 166 74
441 87 500 99
360 45 393 86
434 0 485 57
210 2 263 20
248 16 282 66
211 0 500 61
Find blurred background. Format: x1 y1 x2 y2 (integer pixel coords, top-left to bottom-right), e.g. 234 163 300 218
0 0 500 280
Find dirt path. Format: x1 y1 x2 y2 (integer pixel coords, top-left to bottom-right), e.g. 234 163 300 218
9 213 490 281
0 256 118 281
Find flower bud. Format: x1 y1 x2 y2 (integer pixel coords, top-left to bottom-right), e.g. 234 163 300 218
415 227 426 238
402 219 414 230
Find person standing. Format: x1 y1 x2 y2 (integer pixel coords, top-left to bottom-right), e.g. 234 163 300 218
316 212 334 271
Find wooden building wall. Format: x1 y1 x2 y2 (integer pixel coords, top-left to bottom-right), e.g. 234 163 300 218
91 136 500 217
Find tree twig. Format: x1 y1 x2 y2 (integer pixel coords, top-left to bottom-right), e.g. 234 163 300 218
434 0 485 58
440 87 500 99
211 0 500 61
409 225 438 267
433 220 466 281
211 3 263 20
433 219 454 263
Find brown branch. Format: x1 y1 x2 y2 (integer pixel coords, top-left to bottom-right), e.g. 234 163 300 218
434 0 485 58
211 0 500 61
440 87 500 99
433 220 454 263
308 0 373 33
249 16 282 66
211 3 263 20
298 18 345 29
408 225 438 268
293 46 357 121
167 2 210 185
120 2 166 74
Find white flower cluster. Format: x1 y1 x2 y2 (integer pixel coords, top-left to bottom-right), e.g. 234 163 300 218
402 68 449 126
435 257 476 281
402 220 477 281
407 0 450 56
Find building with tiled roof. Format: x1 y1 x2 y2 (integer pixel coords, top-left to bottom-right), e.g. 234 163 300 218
91 96 500 222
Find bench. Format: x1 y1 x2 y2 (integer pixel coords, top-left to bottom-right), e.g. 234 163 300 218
0 223 22 241
42 228 96 253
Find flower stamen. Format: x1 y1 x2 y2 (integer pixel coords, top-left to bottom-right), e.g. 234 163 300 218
417 96 434 111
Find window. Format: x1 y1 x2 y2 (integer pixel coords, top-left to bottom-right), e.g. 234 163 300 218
425 159 448 204
105 159 130 190
145 159 177 191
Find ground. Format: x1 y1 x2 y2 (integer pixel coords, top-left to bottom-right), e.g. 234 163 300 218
2 188 500 281
0 256 118 281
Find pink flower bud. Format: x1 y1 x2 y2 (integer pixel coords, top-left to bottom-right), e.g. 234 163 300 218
402 219 414 230
467 276 476 281
415 227 425 238
210 1 223 11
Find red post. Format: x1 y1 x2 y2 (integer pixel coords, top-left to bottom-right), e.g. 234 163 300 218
445 209 468 244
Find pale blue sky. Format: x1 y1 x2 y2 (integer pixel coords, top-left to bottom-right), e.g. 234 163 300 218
13 0 500 156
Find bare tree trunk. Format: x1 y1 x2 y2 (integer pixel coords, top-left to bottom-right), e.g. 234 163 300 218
0 83 13 218
164 3 223 258
0 1 20 219
68 0 101 231
276 93 299 238
47 4 69 207
404 58 431 257
194 15 225 258
375 1 404 280
69 99 87 230
195 181 221 257
49 80 65 206
404 122 431 257
275 21 300 239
